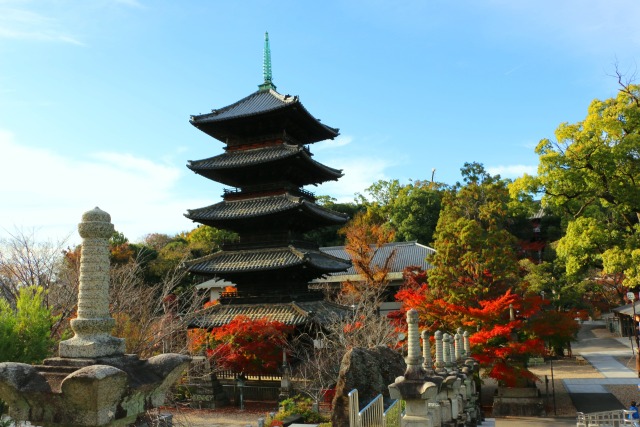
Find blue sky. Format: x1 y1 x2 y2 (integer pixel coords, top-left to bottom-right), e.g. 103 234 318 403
1 0 639 244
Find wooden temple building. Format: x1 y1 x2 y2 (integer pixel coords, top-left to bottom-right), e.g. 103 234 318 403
185 33 352 329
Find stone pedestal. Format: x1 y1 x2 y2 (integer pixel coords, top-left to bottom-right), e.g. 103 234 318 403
0 208 190 426
388 310 440 427
492 386 545 417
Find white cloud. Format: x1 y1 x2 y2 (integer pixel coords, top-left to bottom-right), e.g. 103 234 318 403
113 0 145 8
314 156 393 203
489 0 640 54
0 4 85 45
0 130 207 244
486 164 537 179
314 135 353 151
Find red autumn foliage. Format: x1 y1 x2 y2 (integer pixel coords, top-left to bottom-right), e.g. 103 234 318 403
395 267 571 386
205 316 293 375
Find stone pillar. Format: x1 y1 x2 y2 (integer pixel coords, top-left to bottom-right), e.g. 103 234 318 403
388 310 438 427
59 207 126 359
464 331 472 359
443 334 452 370
434 331 444 371
456 328 465 358
422 331 434 374
406 310 423 371
454 333 462 362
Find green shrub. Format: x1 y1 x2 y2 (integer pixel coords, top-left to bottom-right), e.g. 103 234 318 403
265 395 329 425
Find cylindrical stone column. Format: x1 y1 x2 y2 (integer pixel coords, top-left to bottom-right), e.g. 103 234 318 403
454 333 462 362
406 309 423 370
421 330 433 373
463 330 471 357
443 333 452 368
457 327 465 358
435 330 444 370
59 207 125 358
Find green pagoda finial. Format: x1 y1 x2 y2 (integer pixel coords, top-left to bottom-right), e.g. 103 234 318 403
258 31 276 91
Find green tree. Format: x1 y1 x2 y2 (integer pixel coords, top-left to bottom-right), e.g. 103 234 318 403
516 81 640 309
427 163 520 304
357 179 444 245
304 197 363 247
0 286 55 364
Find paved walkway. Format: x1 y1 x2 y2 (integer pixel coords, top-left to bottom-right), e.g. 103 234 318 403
567 321 639 413
495 321 639 426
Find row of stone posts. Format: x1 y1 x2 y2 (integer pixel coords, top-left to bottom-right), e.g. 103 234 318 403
389 309 481 427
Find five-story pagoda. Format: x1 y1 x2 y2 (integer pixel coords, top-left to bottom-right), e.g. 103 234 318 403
185 33 350 311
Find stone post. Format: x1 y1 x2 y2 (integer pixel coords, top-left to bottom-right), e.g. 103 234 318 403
422 331 434 374
388 310 438 427
463 330 471 358
454 332 462 362
456 328 464 358
434 330 444 371
59 207 125 358
443 333 452 370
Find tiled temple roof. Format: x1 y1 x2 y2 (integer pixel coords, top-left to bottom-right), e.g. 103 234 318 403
189 299 352 328
185 193 349 224
314 242 435 282
186 245 351 276
187 143 343 186
190 89 339 143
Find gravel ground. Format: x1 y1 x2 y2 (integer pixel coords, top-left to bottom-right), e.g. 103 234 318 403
162 351 633 425
164 359 601 425
161 402 279 427
528 358 604 417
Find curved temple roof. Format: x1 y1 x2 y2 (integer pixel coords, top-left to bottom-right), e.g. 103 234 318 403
190 89 339 143
189 300 352 328
186 245 351 276
185 193 349 230
187 143 343 187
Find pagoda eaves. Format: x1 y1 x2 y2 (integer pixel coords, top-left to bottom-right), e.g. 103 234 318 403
190 89 339 144
187 143 343 187
185 245 351 288
185 193 348 233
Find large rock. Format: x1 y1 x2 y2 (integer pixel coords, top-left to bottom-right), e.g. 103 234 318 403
331 346 405 427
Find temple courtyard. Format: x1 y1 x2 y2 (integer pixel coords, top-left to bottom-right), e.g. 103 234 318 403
160 320 637 426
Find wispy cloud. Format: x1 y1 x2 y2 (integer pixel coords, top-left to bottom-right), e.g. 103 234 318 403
314 135 353 151
0 130 207 243
489 0 640 55
504 64 524 76
486 164 537 179
0 5 84 45
113 0 145 8
315 156 394 203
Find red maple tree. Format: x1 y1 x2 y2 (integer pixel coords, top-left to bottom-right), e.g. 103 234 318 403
204 316 293 375
395 267 561 387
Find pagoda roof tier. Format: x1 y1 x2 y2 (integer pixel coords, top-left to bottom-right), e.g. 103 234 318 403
185 193 349 233
187 143 343 187
188 299 352 328
190 89 339 144
185 245 351 282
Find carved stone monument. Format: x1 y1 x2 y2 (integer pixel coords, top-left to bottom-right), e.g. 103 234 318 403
0 208 190 426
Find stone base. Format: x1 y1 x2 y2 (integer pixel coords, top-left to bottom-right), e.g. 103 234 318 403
492 387 545 417
0 353 190 426
58 333 125 359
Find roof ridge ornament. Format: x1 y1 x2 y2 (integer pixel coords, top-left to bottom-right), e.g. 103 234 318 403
258 31 277 92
